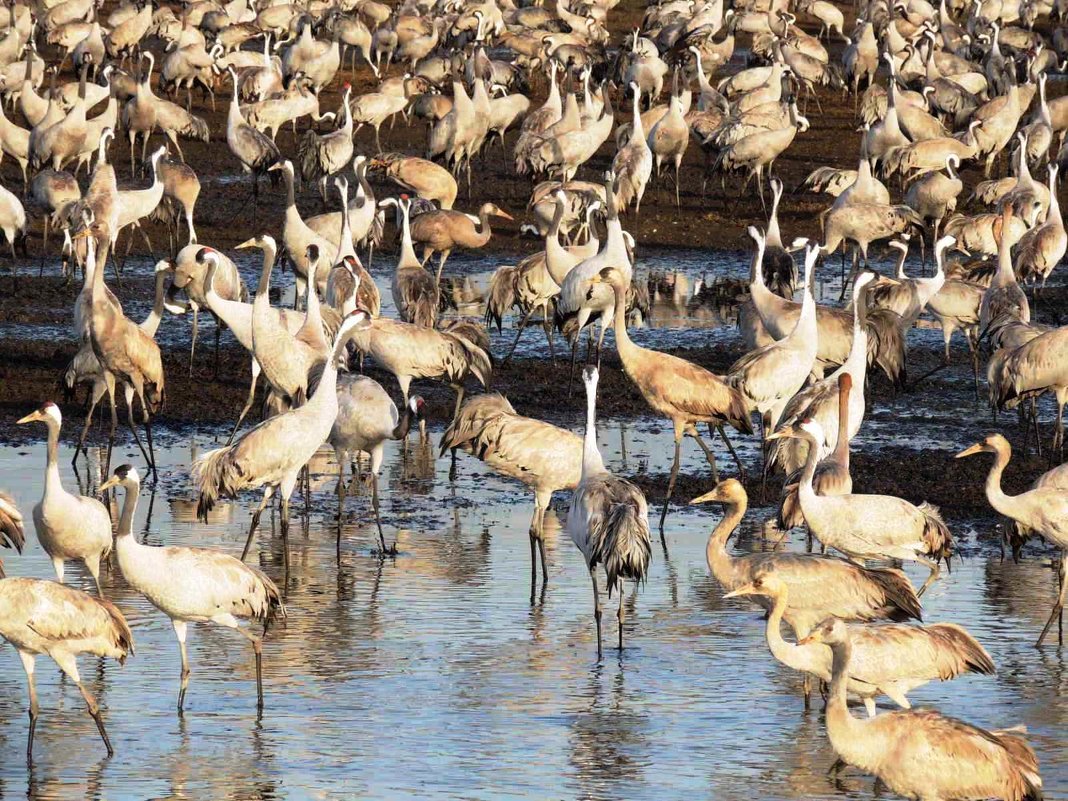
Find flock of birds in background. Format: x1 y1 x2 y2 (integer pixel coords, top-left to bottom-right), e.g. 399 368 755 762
0 0 1063 797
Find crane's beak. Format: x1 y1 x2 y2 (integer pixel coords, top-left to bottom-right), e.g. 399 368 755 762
99 476 120 493
723 584 757 599
16 411 41 424
765 429 791 441
955 443 984 459
235 238 257 250
689 488 722 505
495 210 515 221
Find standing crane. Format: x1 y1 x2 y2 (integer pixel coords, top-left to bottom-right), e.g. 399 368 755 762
194 310 372 572
330 376 425 555
568 366 652 658
0 577 132 761
101 464 284 713
298 83 354 202
442 393 583 599
957 434 1068 646
588 266 751 534
771 419 953 595
226 67 281 200
16 403 112 596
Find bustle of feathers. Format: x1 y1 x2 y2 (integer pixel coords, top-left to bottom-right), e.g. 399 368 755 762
485 265 519 332
297 129 328 182
918 502 954 562
865 308 908 389
0 491 26 555
587 480 652 592
865 567 924 622
193 445 248 521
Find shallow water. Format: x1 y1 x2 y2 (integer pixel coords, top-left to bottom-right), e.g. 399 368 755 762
0 429 1064 800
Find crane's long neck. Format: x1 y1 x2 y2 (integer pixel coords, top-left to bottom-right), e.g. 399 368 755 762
43 418 61 495
983 449 1015 518
629 90 644 142
303 261 324 332
706 499 746 588
398 203 419 267
141 269 168 337
117 484 139 540
843 284 868 377
797 434 821 511
581 378 606 477
996 218 1015 286
255 247 276 299
764 589 822 674
767 189 783 248
825 639 862 743
830 387 851 468
283 167 296 209
895 247 908 279
1049 172 1062 222
609 279 640 364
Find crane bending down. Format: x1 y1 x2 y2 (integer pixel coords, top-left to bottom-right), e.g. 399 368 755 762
102 465 284 713
194 310 372 573
441 393 584 599
801 618 1042 801
568 366 652 658
0 577 132 761
726 570 994 716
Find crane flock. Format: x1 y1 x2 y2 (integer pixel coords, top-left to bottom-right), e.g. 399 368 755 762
0 0 1065 794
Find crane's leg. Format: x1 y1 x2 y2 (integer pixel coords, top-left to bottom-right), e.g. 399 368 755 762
617 580 625 651
528 501 541 602
502 307 534 365
242 486 274 561
590 568 603 660
228 363 261 446
543 308 556 361
280 496 291 578
452 384 465 424
75 381 107 463
18 651 38 763
173 619 191 713
371 472 395 556
435 250 451 285
915 556 940 597
229 624 265 711
1036 552 1068 647
658 433 683 543
85 554 104 598
189 305 199 376
124 387 152 468
689 425 719 484
567 339 579 399
52 651 113 756
715 424 746 480
336 454 347 522
105 374 118 476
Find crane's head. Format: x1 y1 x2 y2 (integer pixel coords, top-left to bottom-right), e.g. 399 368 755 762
235 235 276 252
100 464 140 494
480 202 514 221
409 396 427 418
797 617 849 647
17 401 61 428
306 243 320 263
690 478 747 508
581 364 598 387
955 433 1010 460
766 418 825 448
723 570 788 601
586 267 625 296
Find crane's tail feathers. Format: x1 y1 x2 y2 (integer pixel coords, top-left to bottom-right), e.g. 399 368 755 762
0 491 26 553
297 129 322 181
192 445 242 522
98 596 135 662
928 623 996 676
246 563 287 631
989 728 1043 800
485 265 519 332
866 567 923 622
595 502 652 592
918 502 954 561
